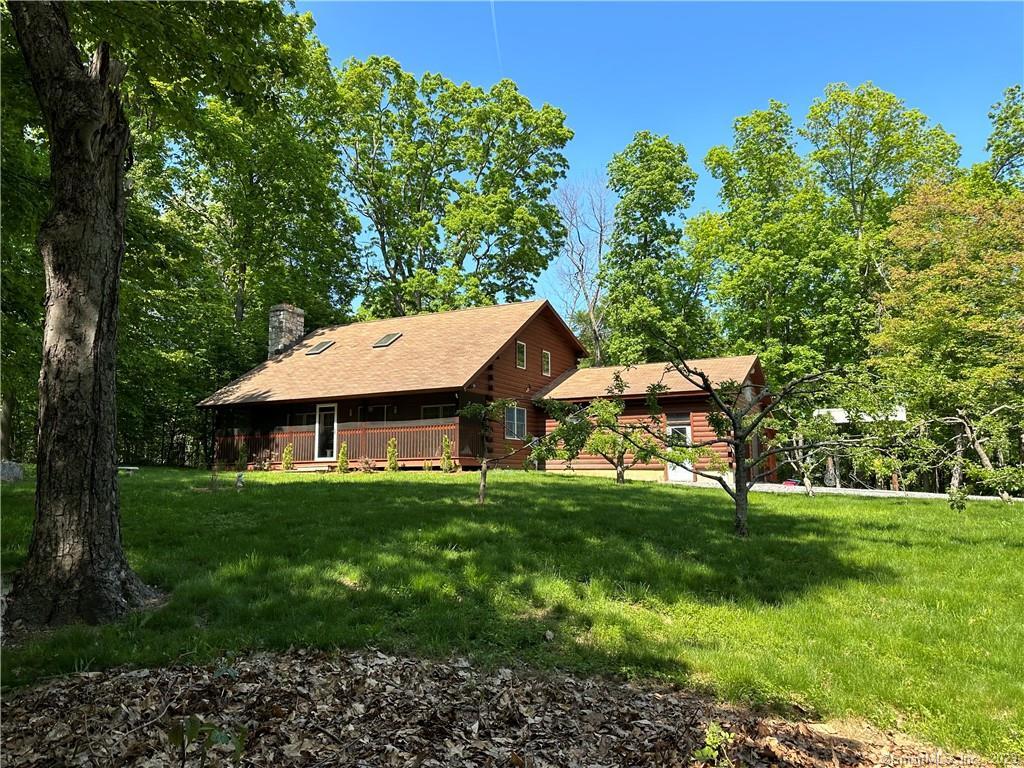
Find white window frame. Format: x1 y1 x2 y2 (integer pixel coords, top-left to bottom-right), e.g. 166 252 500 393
504 406 527 441
315 403 337 460
421 403 457 420
541 350 551 376
515 340 527 370
666 423 694 483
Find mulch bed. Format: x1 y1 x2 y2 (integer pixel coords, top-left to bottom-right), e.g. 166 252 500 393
2 648 986 767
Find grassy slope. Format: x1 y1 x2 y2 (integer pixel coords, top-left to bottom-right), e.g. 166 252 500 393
1 469 1021 757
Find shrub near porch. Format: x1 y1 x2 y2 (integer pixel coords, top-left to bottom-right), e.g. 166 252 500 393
1 469 1021 759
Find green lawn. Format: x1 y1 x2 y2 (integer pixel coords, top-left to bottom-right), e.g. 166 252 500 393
2 469 1021 758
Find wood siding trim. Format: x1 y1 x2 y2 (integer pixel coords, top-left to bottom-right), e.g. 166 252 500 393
542 396 735 477
468 307 585 467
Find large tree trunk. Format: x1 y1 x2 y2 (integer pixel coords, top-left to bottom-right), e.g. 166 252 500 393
0 390 13 461
7 1 151 626
825 454 840 488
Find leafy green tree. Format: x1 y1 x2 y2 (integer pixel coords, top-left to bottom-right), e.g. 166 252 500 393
0 15 48 461
871 180 1024 501
2 0 352 626
985 84 1024 188
698 101 871 383
599 131 718 363
1 2 358 469
336 56 572 317
801 82 961 305
802 82 961 237
459 399 534 503
170 39 358 331
536 390 658 485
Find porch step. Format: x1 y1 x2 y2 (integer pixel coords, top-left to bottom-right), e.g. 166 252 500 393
286 465 334 473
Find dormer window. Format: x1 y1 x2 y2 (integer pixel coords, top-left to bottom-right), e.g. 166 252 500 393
516 341 526 369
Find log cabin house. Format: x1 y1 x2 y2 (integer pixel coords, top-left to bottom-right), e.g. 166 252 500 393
199 300 766 480
535 357 768 482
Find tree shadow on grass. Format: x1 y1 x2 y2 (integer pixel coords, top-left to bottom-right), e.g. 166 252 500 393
3 470 895 691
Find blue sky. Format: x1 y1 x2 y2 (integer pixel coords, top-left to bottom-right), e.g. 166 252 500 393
297 1 1023 300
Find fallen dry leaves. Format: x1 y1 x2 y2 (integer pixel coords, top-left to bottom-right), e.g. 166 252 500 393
1 648 989 767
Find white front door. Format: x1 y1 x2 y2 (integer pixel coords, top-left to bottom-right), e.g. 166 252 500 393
666 424 694 483
315 404 337 460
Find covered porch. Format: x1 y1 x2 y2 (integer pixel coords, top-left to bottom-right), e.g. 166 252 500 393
212 393 485 470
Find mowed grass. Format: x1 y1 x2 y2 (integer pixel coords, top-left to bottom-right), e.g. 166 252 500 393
1 469 1022 757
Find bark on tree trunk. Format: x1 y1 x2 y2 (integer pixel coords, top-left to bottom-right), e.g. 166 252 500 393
615 455 625 485
234 262 247 324
478 459 489 504
801 470 815 497
959 411 1011 503
825 454 840 488
7 1 152 626
733 460 749 537
0 390 13 461
587 301 603 367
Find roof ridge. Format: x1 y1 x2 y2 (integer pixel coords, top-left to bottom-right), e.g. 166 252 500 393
579 355 756 372
312 299 548 334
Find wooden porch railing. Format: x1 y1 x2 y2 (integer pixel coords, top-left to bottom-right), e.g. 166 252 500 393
336 417 459 464
215 417 460 468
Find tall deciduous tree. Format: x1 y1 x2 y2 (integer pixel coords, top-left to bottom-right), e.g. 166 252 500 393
0 13 48 461
599 131 718 364
336 56 572 317
801 82 960 294
698 101 871 383
871 181 1024 501
2 2 356 468
7 0 152 624
554 177 613 365
985 84 1024 188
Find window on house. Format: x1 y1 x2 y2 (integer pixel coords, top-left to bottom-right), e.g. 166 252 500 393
289 412 316 427
504 406 527 440
516 341 526 369
372 332 402 348
305 340 335 355
421 404 457 419
362 404 391 422
542 350 551 376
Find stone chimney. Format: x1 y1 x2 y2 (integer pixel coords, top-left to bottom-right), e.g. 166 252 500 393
268 304 305 358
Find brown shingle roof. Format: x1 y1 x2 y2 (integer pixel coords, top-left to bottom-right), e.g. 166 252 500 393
535 356 760 401
199 300 584 407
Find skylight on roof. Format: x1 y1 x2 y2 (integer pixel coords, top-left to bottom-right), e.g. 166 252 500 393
372 332 402 348
305 340 335 356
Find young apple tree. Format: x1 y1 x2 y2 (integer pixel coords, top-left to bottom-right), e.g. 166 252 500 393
459 399 538 504
535 376 661 485
551 356 868 536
